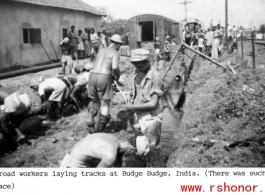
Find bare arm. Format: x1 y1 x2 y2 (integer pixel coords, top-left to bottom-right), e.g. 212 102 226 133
112 52 120 81
63 76 73 89
124 94 159 112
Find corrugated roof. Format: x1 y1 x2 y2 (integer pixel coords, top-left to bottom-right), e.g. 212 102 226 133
6 0 106 16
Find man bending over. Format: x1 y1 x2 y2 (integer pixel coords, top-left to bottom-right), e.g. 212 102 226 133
60 133 137 168
0 86 31 143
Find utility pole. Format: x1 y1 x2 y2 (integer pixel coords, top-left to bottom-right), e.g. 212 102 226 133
179 0 191 21
225 0 228 45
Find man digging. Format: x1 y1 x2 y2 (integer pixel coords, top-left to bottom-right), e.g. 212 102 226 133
38 77 69 124
86 34 123 133
124 48 163 167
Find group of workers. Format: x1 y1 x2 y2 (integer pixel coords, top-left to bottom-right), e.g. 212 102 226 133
0 31 163 168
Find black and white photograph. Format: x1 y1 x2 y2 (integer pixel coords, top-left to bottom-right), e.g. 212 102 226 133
0 0 265 169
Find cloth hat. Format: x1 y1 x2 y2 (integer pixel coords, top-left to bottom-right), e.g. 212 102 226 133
130 49 150 62
110 34 123 44
84 62 93 71
166 36 170 39
156 37 159 41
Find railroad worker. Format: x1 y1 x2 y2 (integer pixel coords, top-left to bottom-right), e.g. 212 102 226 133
38 77 69 123
56 63 93 112
59 37 74 74
124 48 163 166
164 36 170 61
60 133 136 168
0 86 31 143
68 26 79 62
87 34 123 133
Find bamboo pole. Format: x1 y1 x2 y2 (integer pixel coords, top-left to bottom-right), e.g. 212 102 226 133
227 61 237 75
162 43 184 81
0 62 61 80
181 42 226 69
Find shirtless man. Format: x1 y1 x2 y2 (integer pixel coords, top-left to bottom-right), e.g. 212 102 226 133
87 34 123 132
59 37 74 74
0 86 31 143
60 133 136 168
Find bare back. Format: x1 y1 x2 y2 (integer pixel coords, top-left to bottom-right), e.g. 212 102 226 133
91 47 120 75
69 133 120 162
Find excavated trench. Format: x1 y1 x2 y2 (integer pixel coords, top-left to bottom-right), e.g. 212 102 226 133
152 52 196 167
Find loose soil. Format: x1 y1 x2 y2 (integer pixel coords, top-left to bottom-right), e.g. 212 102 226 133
1 42 265 167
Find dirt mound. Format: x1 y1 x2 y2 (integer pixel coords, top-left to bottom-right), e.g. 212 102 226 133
167 56 265 167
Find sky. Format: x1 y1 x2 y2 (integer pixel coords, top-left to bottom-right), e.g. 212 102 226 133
82 0 265 29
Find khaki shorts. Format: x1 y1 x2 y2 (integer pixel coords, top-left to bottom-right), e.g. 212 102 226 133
88 73 113 100
60 152 91 168
61 55 73 66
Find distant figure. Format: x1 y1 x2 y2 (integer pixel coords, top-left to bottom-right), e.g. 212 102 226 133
205 28 214 56
90 28 100 56
123 32 129 45
68 26 79 61
84 28 91 58
198 35 205 53
154 37 160 61
87 34 123 133
59 37 74 74
164 36 170 61
184 30 192 46
212 28 221 60
101 29 108 48
77 30 85 59
60 133 138 168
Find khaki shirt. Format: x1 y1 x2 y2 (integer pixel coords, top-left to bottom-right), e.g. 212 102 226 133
131 67 163 153
132 67 163 132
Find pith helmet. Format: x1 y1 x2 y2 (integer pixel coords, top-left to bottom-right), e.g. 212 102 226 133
110 34 123 44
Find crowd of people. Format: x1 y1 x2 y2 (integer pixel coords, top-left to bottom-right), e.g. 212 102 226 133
182 24 241 61
0 26 161 168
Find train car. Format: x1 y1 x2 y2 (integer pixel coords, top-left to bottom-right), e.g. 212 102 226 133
127 14 181 50
179 18 201 41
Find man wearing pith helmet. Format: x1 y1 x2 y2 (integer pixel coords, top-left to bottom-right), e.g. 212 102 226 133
124 48 163 166
87 34 123 133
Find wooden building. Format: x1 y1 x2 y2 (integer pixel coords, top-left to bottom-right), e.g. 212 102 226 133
127 14 181 50
0 0 106 70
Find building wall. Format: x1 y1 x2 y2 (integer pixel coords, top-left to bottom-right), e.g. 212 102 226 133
128 14 179 50
0 1 102 69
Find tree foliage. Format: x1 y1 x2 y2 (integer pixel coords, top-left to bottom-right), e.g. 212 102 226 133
98 6 128 36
